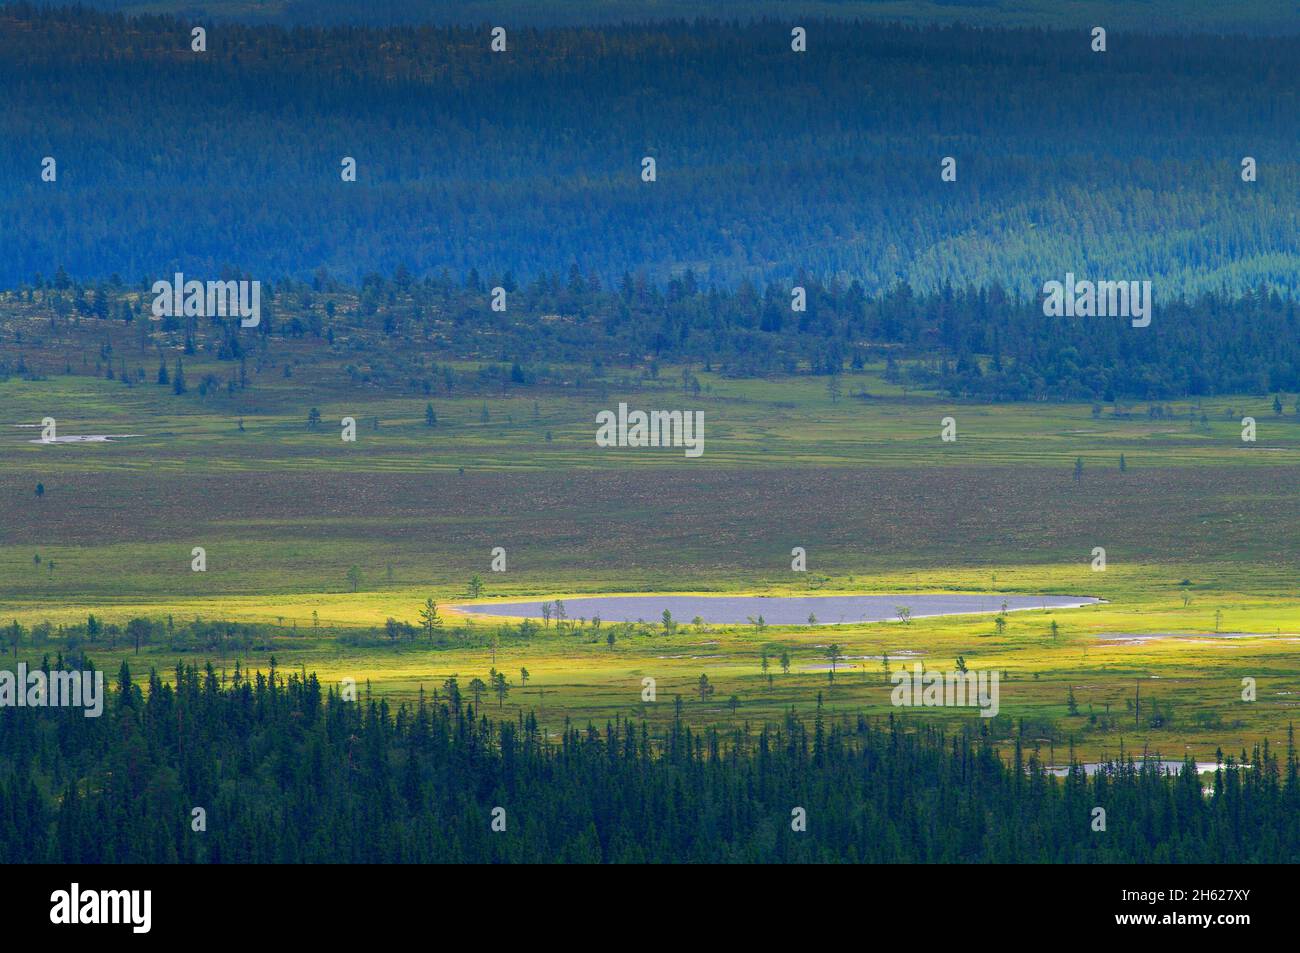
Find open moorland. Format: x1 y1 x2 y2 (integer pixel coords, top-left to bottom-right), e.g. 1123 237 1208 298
4 293 1299 766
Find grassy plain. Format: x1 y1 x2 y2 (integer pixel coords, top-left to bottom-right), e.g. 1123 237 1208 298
3 329 1300 763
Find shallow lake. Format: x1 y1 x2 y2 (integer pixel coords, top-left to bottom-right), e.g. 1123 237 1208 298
453 593 1100 626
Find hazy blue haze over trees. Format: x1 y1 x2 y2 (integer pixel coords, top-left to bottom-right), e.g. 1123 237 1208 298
1 6 1296 296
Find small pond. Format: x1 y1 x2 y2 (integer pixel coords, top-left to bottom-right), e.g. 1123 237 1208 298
453 593 1100 626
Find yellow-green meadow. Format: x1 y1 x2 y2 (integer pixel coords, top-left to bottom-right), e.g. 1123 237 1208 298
5 360 1297 765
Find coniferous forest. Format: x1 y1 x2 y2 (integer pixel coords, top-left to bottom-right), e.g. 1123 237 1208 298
1 4 1296 297
3 271 1297 402
2 661 1296 864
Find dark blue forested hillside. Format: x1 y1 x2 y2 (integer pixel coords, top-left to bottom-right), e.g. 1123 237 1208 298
1 6 1297 294
20 0 1300 33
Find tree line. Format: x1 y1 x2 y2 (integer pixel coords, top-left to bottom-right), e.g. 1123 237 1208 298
5 268 1298 401
1 659 1296 862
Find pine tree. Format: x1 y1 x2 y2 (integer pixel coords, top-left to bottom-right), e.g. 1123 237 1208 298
419 598 442 641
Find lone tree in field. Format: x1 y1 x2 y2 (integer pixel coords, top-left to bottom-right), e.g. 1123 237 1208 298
307 407 321 429
696 673 715 702
661 609 676 635
780 650 791 675
540 602 552 628
346 565 362 592
606 629 616 651
826 644 841 683
1073 456 1084 482
419 598 442 641
519 667 529 688
467 574 483 598
896 606 912 625
425 402 436 426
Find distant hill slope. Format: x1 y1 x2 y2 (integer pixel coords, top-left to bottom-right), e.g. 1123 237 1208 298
19 0 1300 33
1 6 1297 293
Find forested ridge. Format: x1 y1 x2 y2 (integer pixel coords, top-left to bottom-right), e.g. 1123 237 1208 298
0 660 1295 863
4 269 1298 400
26 0 1300 33
1 5 1296 295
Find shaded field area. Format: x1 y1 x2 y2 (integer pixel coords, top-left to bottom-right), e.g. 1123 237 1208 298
3 463 1298 601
